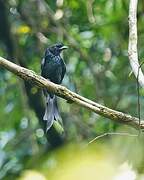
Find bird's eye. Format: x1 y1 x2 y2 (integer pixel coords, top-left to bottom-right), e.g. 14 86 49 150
57 45 61 48
56 43 63 48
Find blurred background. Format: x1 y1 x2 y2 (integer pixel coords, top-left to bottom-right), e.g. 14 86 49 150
0 0 144 179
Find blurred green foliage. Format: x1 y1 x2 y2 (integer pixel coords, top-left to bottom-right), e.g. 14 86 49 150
0 0 144 179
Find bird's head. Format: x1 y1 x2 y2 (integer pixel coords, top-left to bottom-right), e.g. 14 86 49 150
48 43 68 56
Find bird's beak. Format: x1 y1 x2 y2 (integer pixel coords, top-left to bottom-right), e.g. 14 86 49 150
59 46 68 50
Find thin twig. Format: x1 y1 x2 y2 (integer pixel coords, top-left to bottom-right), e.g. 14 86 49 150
137 61 144 135
88 132 138 144
137 64 140 133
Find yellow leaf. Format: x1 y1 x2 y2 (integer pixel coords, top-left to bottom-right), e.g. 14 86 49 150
17 25 31 34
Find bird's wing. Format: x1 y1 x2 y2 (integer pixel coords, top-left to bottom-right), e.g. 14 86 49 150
41 49 53 70
41 51 53 77
61 61 66 83
41 57 45 70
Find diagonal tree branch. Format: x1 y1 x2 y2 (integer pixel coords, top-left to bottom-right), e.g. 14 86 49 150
128 0 144 86
0 56 144 130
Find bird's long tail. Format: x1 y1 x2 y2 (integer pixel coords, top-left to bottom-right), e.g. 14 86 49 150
43 94 62 131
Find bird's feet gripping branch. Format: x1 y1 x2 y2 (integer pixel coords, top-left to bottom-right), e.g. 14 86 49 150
41 43 68 132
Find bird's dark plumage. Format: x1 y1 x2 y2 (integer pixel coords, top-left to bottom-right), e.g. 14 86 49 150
41 43 67 131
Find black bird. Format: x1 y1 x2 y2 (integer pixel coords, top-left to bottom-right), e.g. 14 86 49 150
41 43 68 131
